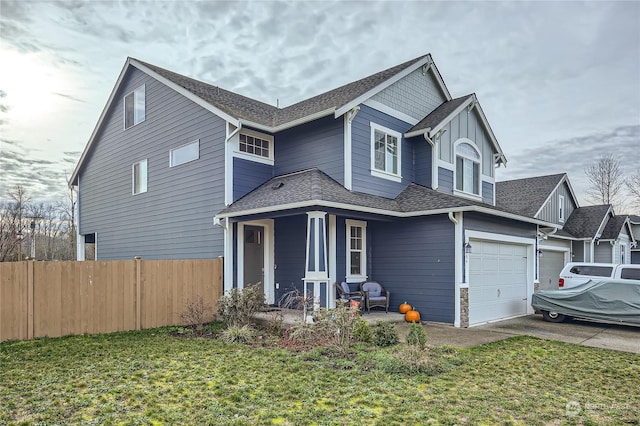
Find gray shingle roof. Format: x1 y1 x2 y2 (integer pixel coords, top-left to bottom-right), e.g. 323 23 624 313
562 204 611 238
136 55 428 128
408 94 473 134
600 216 629 240
218 168 543 220
496 173 566 218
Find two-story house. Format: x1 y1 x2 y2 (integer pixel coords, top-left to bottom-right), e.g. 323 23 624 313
70 54 559 327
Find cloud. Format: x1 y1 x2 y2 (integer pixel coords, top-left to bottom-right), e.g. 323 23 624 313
52 92 86 103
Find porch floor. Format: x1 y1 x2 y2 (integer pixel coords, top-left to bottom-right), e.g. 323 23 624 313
253 308 406 327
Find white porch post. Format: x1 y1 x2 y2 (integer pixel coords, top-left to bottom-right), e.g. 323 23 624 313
303 211 329 311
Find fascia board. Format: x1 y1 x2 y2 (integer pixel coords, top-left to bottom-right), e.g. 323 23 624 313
533 175 567 218
470 101 506 166
595 206 614 237
70 58 133 186
404 127 432 139
130 59 240 127
428 95 475 137
334 55 434 118
428 58 452 100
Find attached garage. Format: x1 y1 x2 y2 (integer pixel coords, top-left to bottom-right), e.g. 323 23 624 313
538 250 566 291
468 238 532 325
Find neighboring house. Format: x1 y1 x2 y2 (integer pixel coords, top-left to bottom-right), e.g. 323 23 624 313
496 173 578 290
630 215 640 264
497 175 637 290
71 53 562 328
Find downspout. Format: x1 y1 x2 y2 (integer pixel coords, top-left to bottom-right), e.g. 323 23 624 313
344 107 359 190
449 211 464 328
424 131 438 190
225 123 242 206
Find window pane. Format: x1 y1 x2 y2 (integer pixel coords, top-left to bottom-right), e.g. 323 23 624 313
350 252 361 275
456 156 464 191
386 135 398 174
463 158 474 192
473 162 480 194
171 141 199 166
457 143 479 160
134 86 145 124
124 93 134 128
133 160 147 194
374 131 385 171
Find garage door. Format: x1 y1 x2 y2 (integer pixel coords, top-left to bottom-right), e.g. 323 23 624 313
539 251 565 291
469 239 529 325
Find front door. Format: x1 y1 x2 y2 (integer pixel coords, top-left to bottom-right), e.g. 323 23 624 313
243 225 265 287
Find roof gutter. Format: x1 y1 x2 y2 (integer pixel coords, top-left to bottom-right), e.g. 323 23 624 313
239 108 336 133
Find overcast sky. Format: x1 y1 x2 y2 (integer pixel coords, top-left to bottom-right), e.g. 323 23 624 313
1 0 639 211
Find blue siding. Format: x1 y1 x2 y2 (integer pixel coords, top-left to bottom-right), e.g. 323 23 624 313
79 67 226 260
464 212 536 238
369 216 455 323
274 216 307 302
413 136 432 188
274 115 344 183
482 181 494 204
351 105 414 198
438 167 454 194
233 157 273 201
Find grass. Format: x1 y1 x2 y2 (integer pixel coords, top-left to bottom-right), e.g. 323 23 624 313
1 326 639 425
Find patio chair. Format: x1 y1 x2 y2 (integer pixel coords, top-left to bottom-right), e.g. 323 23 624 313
335 282 364 310
360 281 390 313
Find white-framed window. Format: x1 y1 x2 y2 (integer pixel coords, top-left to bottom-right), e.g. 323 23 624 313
370 123 401 182
455 141 480 196
239 131 271 159
170 140 199 167
124 85 145 129
346 219 367 282
132 159 148 195
558 195 565 222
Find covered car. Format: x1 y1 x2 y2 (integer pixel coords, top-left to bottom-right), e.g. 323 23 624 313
532 279 640 325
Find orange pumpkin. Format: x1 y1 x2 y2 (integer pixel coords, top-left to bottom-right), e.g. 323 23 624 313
399 302 412 314
405 310 421 323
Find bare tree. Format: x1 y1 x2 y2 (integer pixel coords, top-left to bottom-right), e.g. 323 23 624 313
585 154 625 207
626 168 640 212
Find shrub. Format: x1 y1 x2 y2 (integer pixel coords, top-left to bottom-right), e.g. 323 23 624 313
406 323 427 349
216 282 266 327
353 317 373 343
220 324 255 344
179 296 213 330
373 322 399 347
287 302 360 353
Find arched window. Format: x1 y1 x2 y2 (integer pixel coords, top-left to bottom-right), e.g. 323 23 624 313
455 141 480 195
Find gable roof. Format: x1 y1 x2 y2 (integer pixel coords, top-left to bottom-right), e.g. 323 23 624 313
71 54 448 185
216 168 555 227
496 173 570 218
404 93 506 166
600 215 634 242
562 204 613 239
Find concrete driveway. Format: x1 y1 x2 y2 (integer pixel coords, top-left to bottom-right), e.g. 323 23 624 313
419 315 640 354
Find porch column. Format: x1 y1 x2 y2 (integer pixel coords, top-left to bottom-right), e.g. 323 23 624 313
303 211 329 310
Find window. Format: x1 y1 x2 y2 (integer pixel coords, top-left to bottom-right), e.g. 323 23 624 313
132 159 148 194
239 132 271 159
170 140 199 167
346 219 367 282
124 85 145 129
455 142 480 195
559 195 565 222
569 265 612 277
370 123 401 181
620 267 640 280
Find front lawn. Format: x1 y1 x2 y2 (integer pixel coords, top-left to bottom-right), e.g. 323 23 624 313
1 327 638 425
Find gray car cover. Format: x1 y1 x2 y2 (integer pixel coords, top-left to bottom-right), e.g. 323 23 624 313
531 279 640 325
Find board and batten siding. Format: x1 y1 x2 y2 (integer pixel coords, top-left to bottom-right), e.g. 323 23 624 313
438 107 495 178
79 68 226 260
537 181 577 224
274 116 344 183
233 157 273 201
350 105 414 198
370 66 446 121
369 216 455 323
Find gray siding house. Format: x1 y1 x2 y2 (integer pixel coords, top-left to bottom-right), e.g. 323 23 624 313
72 54 565 327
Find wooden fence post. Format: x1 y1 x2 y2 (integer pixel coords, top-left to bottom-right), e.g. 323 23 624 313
135 256 141 330
27 260 34 340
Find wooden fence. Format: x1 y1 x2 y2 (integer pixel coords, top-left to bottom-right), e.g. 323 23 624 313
0 258 223 342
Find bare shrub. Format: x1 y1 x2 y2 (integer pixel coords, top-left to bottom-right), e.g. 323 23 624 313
179 296 213 330
216 282 266 327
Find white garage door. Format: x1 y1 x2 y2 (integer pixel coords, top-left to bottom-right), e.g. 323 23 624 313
469 239 529 325
539 251 565 291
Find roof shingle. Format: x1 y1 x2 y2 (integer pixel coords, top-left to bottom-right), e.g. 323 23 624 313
496 173 566 218
562 204 612 238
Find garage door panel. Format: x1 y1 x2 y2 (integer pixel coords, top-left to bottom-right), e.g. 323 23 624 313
469 239 529 325
539 251 565 291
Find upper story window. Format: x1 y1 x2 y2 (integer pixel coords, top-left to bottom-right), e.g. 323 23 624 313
558 195 565 222
170 140 199 167
370 123 401 182
455 141 480 196
132 159 148 195
346 219 367 283
124 85 145 129
240 132 271 159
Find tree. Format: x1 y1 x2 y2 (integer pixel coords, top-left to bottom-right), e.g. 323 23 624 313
626 169 640 211
585 154 625 207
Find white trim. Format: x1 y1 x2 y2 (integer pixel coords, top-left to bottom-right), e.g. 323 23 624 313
363 99 419 125
123 84 145 129
234 128 274 165
438 159 454 172
454 138 481 197
370 122 402 181
169 139 199 167
429 96 475 138
77 234 85 261
224 122 238 206
132 159 148 195
223 218 234 294
94 232 98 260
558 194 566 223
345 219 367 283
466 230 536 246
344 115 352 190
237 219 275 303
241 108 336 134
453 212 463 328
328 214 337 308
